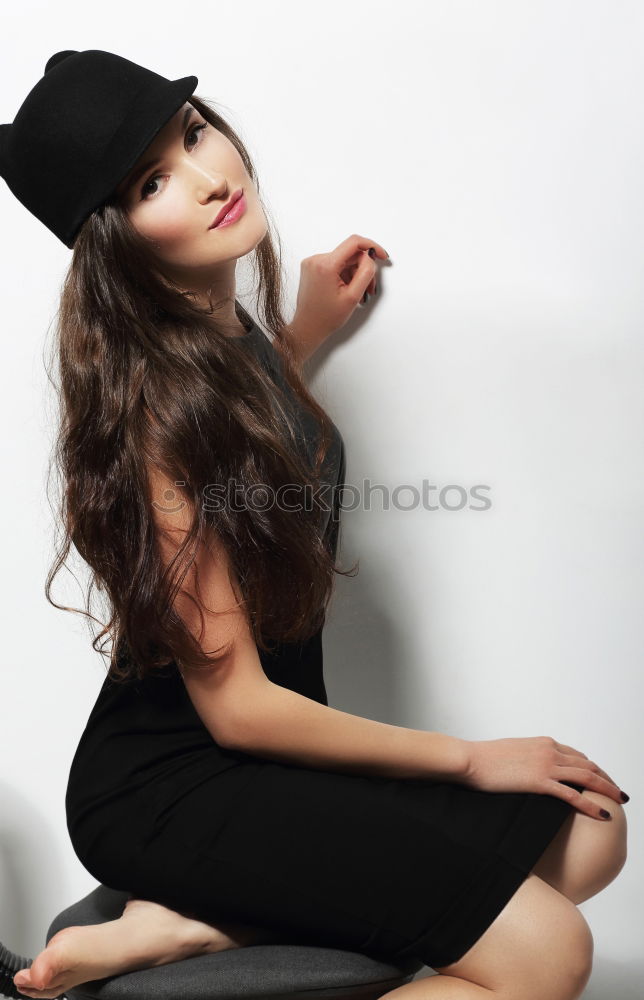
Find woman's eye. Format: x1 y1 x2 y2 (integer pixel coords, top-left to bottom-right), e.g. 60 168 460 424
186 121 208 149
139 121 209 200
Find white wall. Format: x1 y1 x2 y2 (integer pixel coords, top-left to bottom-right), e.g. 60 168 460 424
0 1 640 995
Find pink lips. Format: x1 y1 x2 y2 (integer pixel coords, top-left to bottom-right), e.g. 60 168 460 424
210 190 246 229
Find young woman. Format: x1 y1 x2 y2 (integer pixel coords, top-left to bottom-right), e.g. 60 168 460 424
1 49 628 1000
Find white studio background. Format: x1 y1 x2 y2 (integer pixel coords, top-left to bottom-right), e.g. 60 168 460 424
0 1 641 995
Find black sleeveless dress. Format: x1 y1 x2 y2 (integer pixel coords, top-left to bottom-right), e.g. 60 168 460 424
65 315 583 970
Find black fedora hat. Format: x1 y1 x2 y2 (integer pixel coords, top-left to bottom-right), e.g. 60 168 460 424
0 48 198 248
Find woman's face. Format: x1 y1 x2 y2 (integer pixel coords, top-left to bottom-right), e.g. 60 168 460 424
115 101 268 296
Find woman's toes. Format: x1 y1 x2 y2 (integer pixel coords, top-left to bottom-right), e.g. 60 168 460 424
19 951 68 992
13 968 31 987
15 987 63 999
11 899 228 999
13 933 77 996
13 974 67 1000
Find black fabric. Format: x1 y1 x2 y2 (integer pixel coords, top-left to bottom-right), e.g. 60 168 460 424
0 48 197 247
65 320 582 970
66 316 345 861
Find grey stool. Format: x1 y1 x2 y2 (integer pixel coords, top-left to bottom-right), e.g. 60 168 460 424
42 885 424 1000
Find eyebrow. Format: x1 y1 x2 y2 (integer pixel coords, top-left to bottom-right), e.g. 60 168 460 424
120 106 195 196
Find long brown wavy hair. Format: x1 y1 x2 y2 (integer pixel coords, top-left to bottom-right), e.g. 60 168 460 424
44 93 356 685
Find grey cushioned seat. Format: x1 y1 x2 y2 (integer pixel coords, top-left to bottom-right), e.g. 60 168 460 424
46 886 424 1000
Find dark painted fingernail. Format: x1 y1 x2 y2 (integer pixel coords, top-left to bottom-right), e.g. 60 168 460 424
620 791 629 802
368 248 376 258
600 808 612 819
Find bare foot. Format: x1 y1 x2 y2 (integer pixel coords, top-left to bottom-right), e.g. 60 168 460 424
12 898 268 999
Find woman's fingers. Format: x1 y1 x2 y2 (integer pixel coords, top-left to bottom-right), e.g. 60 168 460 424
554 766 625 808
555 742 589 758
587 762 621 791
340 248 378 305
556 748 623 797
545 778 614 820
330 233 389 265
332 235 387 305
557 743 621 801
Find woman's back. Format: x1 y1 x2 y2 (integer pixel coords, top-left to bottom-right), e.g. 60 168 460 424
65 315 346 879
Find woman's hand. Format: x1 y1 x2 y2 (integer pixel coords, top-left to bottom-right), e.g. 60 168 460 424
461 736 628 820
289 234 388 359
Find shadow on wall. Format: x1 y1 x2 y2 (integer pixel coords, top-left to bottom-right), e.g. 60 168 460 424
0 781 97 958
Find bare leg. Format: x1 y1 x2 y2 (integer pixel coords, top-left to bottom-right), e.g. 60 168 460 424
378 792 626 999
531 790 627 904
16 787 620 1000
12 898 277 1000
374 977 496 999
376 875 593 1000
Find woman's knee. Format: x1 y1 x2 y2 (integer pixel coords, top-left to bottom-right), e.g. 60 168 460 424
579 791 628 880
533 791 628 904
432 874 593 1000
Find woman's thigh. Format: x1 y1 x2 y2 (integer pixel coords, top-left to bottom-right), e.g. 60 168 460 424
433 873 594 1000
129 824 383 955
100 763 602 975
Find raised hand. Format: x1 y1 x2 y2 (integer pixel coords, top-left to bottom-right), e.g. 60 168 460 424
288 234 388 361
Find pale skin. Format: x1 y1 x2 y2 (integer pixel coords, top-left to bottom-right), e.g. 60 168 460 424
14 103 629 999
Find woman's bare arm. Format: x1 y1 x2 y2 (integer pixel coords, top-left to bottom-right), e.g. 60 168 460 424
147 463 469 782
221 678 469 781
